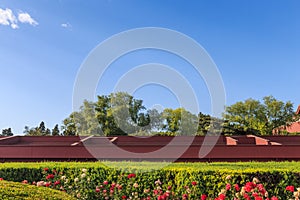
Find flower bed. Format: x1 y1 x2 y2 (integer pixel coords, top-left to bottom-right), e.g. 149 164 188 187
0 162 300 199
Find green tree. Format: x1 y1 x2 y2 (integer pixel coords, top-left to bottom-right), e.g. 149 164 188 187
52 124 60 136
24 121 51 136
96 92 150 136
263 96 294 134
147 109 163 131
162 108 198 135
62 113 78 136
1 128 13 136
197 112 211 135
62 92 149 136
62 101 100 136
223 96 294 135
95 94 127 136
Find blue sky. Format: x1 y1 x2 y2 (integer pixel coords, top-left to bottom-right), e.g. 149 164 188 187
0 0 299 134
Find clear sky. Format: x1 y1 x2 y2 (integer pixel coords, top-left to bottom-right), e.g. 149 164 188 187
0 0 299 135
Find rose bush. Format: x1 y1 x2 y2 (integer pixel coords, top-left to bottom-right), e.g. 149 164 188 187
34 169 300 199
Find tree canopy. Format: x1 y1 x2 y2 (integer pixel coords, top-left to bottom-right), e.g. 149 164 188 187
1 128 13 136
4 93 296 136
223 96 294 135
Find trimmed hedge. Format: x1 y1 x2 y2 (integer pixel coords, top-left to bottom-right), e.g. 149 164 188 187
0 180 75 200
0 162 300 199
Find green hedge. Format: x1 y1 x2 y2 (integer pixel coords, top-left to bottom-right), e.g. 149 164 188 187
0 180 75 200
0 162 299 199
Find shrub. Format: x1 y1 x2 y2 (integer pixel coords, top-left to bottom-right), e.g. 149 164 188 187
0 180 75 200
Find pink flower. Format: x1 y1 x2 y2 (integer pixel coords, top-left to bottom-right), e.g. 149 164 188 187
103 180 109 185
271 197 278 200
158 195 165 200
155 179 162 185
201 194 207 200
234 184 240 191
182 194 188 199
36 181 45 187
0 178 3 181
95 188 100 193
226 183 231 190
22 180 28 184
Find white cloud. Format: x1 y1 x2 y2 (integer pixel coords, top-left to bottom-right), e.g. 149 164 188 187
0 7 38 29
0 8 18 29
61 22 72 29
18 12 38 26
11 23 19 29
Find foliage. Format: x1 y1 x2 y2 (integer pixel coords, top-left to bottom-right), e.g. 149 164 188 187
0 180 75 200
1 128 13 136
62 100 101 136
23 121 52 136
161 108 198 135
0 162 300 199
7 94 297 136
62 92 151 136
52 124 60 136
223 96 294 135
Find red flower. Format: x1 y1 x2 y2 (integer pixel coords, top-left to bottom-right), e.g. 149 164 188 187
244 182 255 192
167 186 172 190
234 184 240 191
182 194 188 199
54 180 60 185
226 183 231 190
121 195 126 199
191 181 197 186
216 193 226 200
22 180 28 184
158 195 165 200
201 194 207 200
0 178 3 181
271 197 278 200
244 194 251 200
45 182 51 187
127 173 136 179
254 197 263 200
43 168 49 172
286 185 294 192
46 174 54 180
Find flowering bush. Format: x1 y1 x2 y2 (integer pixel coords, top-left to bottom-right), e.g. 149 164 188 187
34 169 300 200
1 162 300 199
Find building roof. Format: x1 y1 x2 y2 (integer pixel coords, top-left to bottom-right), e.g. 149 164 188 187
1 135 300 162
